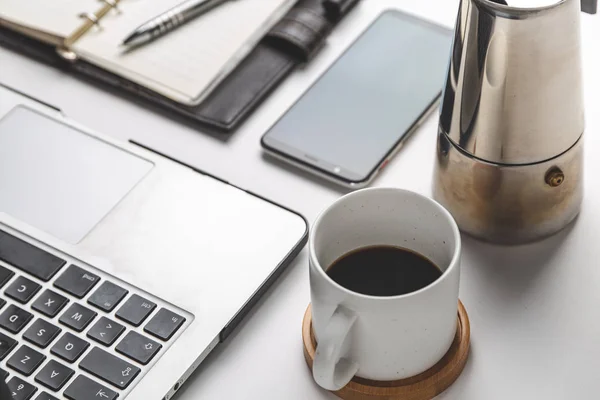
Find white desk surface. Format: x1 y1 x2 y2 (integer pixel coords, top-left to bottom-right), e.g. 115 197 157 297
1 0 599 398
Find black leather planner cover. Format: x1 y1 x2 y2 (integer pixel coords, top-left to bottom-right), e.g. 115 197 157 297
0 0 360 133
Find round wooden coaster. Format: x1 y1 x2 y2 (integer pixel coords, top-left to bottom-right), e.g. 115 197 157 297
302 301 470 400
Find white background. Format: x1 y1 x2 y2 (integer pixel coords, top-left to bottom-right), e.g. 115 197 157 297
1 0 600 399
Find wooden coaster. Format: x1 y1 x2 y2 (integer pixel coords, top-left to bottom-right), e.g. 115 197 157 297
302 301 470 400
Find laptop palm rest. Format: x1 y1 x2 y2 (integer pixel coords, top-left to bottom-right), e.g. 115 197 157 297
0 106 153 244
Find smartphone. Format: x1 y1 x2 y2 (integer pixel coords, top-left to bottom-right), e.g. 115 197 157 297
261 10 453 188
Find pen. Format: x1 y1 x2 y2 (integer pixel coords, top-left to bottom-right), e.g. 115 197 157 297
122 0 233 47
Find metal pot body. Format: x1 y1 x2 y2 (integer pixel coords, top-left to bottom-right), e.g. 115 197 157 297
433 0 585 243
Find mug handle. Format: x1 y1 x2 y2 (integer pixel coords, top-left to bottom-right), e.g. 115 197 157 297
313 305 359 391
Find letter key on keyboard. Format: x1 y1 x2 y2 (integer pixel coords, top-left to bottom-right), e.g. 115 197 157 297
23 319 62 349
59 303 97 332
50 333 89 363
35 360 74 391
31 289 69 318
5 276 42 304
0 304 33 334
7 345 46 376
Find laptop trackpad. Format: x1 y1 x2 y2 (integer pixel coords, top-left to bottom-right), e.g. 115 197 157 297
0 106 153 244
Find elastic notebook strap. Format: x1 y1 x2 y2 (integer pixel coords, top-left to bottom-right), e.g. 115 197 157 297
581 0 598 14
266 0 360 63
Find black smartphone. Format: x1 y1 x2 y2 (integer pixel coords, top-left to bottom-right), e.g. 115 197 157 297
261 9 453 188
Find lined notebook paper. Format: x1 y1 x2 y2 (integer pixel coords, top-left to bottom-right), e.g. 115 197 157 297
0 0 296 105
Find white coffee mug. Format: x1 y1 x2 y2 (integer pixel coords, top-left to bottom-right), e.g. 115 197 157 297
309 188 461 391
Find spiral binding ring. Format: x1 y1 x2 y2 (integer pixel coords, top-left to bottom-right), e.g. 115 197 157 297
78 12 101 28
58 0 121 61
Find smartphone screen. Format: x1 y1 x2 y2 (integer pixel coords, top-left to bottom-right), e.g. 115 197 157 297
262 10 452 185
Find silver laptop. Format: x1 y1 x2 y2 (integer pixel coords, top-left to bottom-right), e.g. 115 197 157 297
0 89 307 400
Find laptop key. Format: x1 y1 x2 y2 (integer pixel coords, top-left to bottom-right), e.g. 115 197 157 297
0 304 33 334
116 294 156 327
51 333 90 363
23 319 62 349
80 347 140 389
0 367 7 381
31 290 69 318
0 298 5 310
7 376 37 400
7 345 46 376
5 276 42 304
35 360 74 391
144 308 185 341
87 317 125 347
0 230 66 282
88 281 128 312
59 303 97 332
64 375 118 400
35 392 59 400
116 331 162 365
53 265 100 298
0 332 18 360
0 265 15 289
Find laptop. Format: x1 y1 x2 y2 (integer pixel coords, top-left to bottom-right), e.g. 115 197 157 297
0 85 308 400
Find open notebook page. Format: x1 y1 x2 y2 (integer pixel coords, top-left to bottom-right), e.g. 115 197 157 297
73 0 296 105
0 0 99 43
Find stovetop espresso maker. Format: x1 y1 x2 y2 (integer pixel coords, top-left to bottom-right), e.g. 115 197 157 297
433 0 592 244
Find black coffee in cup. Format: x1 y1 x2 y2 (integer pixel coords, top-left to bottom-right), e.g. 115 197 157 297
326 245 442 297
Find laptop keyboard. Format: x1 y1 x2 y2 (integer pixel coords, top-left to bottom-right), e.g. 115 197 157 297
0 229 189 399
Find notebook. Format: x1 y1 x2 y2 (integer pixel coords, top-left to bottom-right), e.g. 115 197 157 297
0 0 296 105
0 0 362 132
